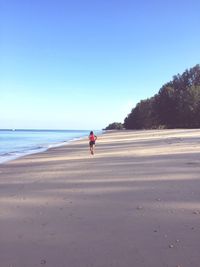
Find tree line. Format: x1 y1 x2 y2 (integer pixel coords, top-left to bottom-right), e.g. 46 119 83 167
118 64 200 129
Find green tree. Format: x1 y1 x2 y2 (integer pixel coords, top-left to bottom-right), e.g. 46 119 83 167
123 64 200 129
124 97 157 129
104 122 124 130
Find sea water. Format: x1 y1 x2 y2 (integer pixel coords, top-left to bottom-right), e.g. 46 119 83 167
0 129 98 164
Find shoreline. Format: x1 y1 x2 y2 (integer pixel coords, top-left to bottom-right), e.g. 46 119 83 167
0 130 95 165
1 129 200 267
0 137 85 165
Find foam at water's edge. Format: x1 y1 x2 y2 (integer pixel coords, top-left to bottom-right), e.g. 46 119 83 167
0 137 86 164
0 147 47 164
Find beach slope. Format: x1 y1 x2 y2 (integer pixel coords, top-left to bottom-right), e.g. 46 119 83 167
1 129 200 267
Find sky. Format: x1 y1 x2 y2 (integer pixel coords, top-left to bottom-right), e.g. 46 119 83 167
0 0 200 130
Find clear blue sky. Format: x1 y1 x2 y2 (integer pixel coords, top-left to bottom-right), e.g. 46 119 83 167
0 0 200 130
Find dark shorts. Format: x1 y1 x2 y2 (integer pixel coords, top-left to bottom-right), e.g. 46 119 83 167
89 141 95 147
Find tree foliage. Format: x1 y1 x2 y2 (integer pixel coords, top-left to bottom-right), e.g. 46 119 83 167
104 122 124 130
124 64 200 129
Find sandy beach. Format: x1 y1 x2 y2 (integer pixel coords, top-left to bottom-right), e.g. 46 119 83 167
1 129 200 267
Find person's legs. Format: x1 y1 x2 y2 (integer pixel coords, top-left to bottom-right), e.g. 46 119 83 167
90 145 93 154
89 141 95 155
89 142 93 155
91 144 95 155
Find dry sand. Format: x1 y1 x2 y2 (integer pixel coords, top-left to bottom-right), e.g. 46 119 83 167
1 129 200 267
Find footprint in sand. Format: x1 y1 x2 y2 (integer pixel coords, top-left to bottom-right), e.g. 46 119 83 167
193 210 200 215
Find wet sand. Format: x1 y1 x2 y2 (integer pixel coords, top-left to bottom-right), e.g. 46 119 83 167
1 129 200 267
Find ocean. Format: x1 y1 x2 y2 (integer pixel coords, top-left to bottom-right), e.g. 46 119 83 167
0 129 97 164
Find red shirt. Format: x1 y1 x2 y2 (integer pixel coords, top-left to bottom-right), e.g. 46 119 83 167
89 134 95 141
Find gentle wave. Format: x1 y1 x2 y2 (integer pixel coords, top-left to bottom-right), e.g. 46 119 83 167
0 138 83 164
0 147 47 164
